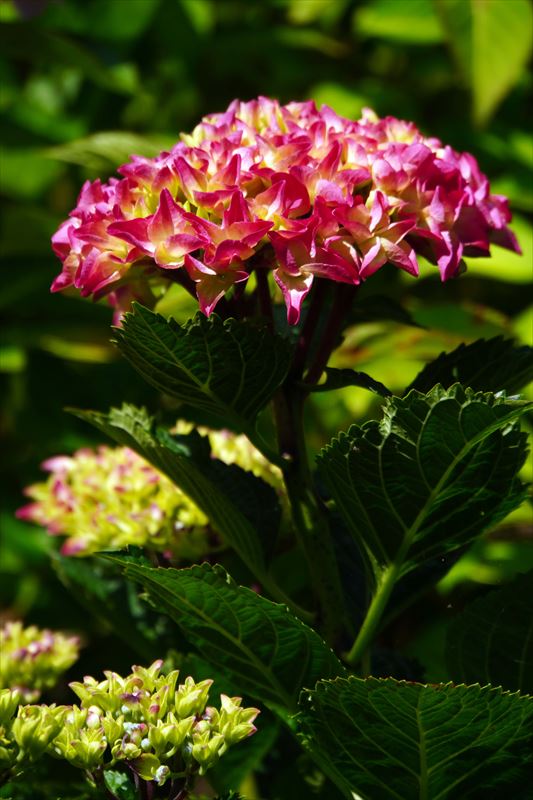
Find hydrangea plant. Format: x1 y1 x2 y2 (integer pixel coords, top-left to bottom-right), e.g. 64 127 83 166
11 98 533 799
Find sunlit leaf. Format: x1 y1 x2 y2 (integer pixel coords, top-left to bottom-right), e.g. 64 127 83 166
355 0 444 44
318 385 531 582
308 367 391 397
114 306 292 433
435 0 533 124
45 131 174 171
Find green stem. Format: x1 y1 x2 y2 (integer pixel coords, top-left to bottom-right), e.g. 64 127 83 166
344 562 400 667
277 384 346 645
254 265 346 643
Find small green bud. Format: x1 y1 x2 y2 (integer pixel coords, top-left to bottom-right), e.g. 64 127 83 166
12 705 61 760
175 677 213 718
191 730 226 774
0 689 21 724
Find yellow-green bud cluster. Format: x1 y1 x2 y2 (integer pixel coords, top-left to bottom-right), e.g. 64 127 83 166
0 689 62 776
0 622 79 702
52 661 259 783
0 661 259 787
17 446 209 557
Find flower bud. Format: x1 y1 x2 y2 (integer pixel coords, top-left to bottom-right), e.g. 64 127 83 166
175 677 212 718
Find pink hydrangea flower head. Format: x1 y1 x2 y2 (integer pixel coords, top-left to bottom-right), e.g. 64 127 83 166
51 97 520 323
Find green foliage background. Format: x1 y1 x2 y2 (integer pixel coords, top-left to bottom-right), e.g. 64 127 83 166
0 0 531 725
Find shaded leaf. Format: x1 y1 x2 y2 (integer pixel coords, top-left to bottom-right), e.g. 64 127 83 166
318 385 531 582
0 22 132 92
407 336 533 395
117 560 344 712
73 404 277 577
435 0 533 124
298 677 533 800
348 294 423 328
114 306 292 433
446 570 533 693
308 367 391 397
53 554 160 662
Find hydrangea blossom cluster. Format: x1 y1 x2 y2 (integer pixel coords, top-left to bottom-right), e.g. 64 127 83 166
17 429 283 557
0 622 79 702
51 97 519 324
0 663 259 788
17 445 209 557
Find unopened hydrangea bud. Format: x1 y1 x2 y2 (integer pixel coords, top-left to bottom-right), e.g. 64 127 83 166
0 688 21 723
191 730 226 773
215 695 260 745
0 622 79 702
12 705 62 761
175 677 213 718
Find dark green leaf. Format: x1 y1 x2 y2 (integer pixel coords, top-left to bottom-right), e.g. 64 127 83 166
318 385 531 581
348 294 423 328
407 337 533 395
0 22 132 93
298 677 533 800
113 306 292 432
446 570 533 693
308 367 391 397
53 554 160 662
117 560 344 712
72 404 277 577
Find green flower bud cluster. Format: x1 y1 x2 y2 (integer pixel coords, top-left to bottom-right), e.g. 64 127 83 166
17 446 209 557
55 661 259 783
0 689 62 777
1 661 259 788
0 622 79 702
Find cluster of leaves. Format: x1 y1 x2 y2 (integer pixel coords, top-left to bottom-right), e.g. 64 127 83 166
8 300 532 799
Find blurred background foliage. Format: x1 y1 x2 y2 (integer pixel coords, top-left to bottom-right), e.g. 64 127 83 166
0 0 532 699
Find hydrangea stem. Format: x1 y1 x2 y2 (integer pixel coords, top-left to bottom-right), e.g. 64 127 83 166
343 562 400 668
254 267 346 642
280 388 346 645
304 283 358 386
